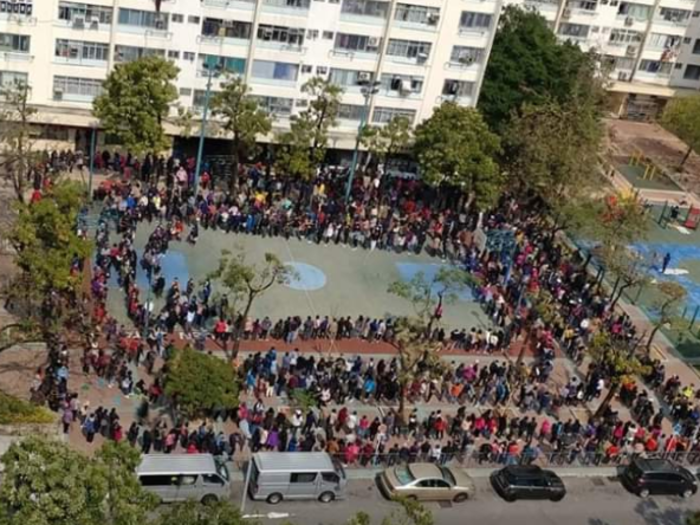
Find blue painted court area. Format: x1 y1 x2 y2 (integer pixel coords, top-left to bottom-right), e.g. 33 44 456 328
135 248 190 290
632 242 700 312
395 262 476 302
284 262 327 291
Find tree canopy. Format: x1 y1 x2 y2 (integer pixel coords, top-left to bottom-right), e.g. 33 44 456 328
93 56 178 155
361 116 412 172
478 5 593 130
164 346 239 418
413 102 501 209
660 95 700 168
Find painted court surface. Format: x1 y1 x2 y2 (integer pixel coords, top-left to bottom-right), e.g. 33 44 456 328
105 224 491 331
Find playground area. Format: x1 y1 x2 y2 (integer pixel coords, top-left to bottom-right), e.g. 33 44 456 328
614 151 682 192
104 224 492 333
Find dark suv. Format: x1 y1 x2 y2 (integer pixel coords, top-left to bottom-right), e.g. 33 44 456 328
490 465 566 502
621 458 698 498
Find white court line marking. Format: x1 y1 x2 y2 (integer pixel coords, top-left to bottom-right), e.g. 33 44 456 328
283 238 318 317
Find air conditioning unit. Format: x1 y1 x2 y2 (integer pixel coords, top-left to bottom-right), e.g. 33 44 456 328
90 17 100 30
459 55 475 66
624 16 634 26
446 81 459 95
357 71 372 84
367 37 380 49
626 44 638 56
561 8 571 19
72 16 85 29
416 52 428 62
427 13 440 25
618 71 630 81
53 88 63 101
399 79 411 94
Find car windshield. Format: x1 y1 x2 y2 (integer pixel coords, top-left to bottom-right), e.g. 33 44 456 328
394 465 415 485
440 467 456 486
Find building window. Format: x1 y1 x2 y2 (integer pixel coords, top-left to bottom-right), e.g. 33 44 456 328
380 73 423 94
329 68 373 86
323 31 334 40
450 46 484 64
36 125 70 141
316 66 328 75
307 29 319 39
558 23 590 38
179 87 192 96
341 0 389 18
301 64 313 73
0 1 32 15
252 60 299 81
386 39 431 60
193 89 220 108
264 0 311 8
647 33 681 49
338 103 365 120
183 52 195 61
604 55 634 70
114 45 165 62
693 39 700 54
59 2 112 24
442 79 474 97
55 39 109 61
168 50 180 59
188 15 200 24
617 2 651 20
53 75 103 99
202 18 252 39
684 64 700 80
372 107 416 124
250 95 294 115
0 33 30 53
638 59 672 74
118 8 168 30
257 25 305 46
658 7 690 22
459 12 492 30
171 13 184 23
198 54 246 75
0 70 27 87
394 4 439 25
609 29 642 43
334 33 380 53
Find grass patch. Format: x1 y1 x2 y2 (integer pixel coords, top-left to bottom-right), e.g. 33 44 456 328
0 392 55 425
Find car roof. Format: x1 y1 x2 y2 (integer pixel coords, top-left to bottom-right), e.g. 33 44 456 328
503 465 544 477
634 458 682 473
254 452 335 472
408 463 442 480
137 454 218 476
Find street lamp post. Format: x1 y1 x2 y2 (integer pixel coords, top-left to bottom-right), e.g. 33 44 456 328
193 60 220 194
88 125 97 201
344 81 380 204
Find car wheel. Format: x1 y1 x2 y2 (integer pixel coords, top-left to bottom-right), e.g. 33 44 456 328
503 494 516 503
266 493 283 505
319 492 335 503
682 489 694 499
453 493 469 503
639 489 650 499
550 494 564 502
201 494 218 505
406 495 418 501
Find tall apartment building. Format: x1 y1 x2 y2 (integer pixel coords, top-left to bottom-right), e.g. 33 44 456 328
1 0 698 150
514 0 700 119
0 0 502 150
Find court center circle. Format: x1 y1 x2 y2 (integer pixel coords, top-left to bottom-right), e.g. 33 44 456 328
284 262 327 291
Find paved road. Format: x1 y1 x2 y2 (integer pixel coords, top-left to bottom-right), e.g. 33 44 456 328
233 478 697 525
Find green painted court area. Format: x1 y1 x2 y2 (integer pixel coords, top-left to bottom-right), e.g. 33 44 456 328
105 224 491 332
616 162 682 191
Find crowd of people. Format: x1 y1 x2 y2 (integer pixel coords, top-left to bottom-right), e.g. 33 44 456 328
36 149 687 470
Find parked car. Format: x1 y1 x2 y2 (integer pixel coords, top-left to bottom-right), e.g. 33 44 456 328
490 465 566 502
377 463 475 503
620 458 697 498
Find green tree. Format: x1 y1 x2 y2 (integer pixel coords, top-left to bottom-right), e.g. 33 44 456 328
164 346 239 419
584 195 649 256
413 102 501 209
155 500 248 525
275 77 342 179
589 332 649 417
360 116 412 172
211 76 272 192
605 248 651 310
0 437 156 525
646 281 687 351
208 249 291 356
4 181 93 357
687 511 700 525
478 5 593 130
93 56 178 155
660 95 700 168
0 80 38 202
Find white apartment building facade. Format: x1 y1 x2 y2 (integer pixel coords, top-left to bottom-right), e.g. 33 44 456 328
0 0 697 150
0 0 502 150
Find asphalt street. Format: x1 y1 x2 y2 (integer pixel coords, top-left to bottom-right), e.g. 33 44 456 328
233 477 698 525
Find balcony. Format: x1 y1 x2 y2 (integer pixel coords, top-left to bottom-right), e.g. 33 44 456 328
329 49 379 61
197 34 250 47
262 0 310 15
0 51 32 62
201 0 255 10
54 56 108 68
256 41 307 54
339 13 387 26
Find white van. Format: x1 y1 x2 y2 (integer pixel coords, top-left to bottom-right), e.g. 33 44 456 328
248 452 347 504
136 454 231 504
